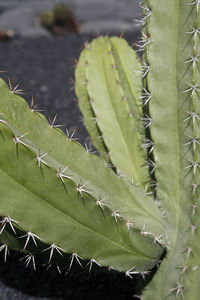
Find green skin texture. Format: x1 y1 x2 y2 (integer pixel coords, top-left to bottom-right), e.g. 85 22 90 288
0 0 200 298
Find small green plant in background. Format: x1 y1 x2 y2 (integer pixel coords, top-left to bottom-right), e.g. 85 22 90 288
0 0 200 299
40 3 79 34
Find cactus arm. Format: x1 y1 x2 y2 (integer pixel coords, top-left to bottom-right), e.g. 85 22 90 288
142 0 199 299
75 48 108 160
83 37 149 187
0 78 166 239
0 123 163 272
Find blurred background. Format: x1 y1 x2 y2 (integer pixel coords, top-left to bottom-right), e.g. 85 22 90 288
0 1 143 299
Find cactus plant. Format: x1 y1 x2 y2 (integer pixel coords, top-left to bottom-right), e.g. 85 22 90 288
0 0 200 298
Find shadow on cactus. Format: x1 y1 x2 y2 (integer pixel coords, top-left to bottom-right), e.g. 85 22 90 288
0 1 200 299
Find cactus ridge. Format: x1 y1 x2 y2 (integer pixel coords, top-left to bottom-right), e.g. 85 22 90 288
75 46 109 160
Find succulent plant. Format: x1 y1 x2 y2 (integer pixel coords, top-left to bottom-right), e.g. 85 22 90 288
40 3 79 34
0 0 200 298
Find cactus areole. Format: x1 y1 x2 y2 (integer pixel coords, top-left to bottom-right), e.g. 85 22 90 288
0 1 200 299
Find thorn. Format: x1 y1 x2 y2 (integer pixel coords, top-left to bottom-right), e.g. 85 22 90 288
141 138 154 153
66 128 79 141
36 151 48 168
192 203 197 216
186 27 200 40
86 258 101 272
141 62 150 78
184 111 200 122
126 221 134 232
140 224 152 237
140 89 151 105
191 182 199 194
183 82 200 96
144 184 153 196
154 234 164 245
141 114 152 128
0 217 18 235
191 224 196 237
135 32 151 51
96 197 106 210
179 265 188 274
185 161 199 173
104 160 114 168
184 137 200 150
150 180 158 192
133 18 145 28
186 247 192 257
111 210 122 224
76 181 90 197
140 271 151 280
0 244 9 262
170 284 184 298
8 78 24 95
147 159 156 174
84 141 96 154
42 244 64 263
30 96 44 113
49 114 64 128
56 265 62 275
89 116 98 124
68 253 83 271
14 132 29 147
141 4 152 20
20 254 36 271
125 266 138 279
18 232 39 250
57 166 72 182
84 41 91 50
184 55 200 67
0 117 7 125
188 0 200 10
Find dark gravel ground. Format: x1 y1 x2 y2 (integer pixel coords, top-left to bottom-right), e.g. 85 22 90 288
0 32 148 300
